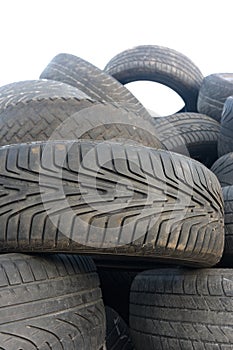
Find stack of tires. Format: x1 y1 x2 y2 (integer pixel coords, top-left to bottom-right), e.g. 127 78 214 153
0 45 232 349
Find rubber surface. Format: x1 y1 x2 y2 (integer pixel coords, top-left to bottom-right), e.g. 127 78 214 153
104 45 203 112
221 186 233 264
0 140 224 267
0 80 162 149
197 73 233 122
130 268 233 349
105 307 134 350
218 96 233 157
211 152 233 187
40 53 151 121
154 112 220 167
0 253 105 349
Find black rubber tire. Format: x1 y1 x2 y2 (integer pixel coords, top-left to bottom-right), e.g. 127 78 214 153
0 80 162 149
104 45 203 112
130 268 233 350
0 253 105 349
197 73 233 122
105 307 135 350
97 267 138 323
0 140 224 267
220 186 233 265
218 96 233 157
154 112 220 167
211 152 233 187
40 53 151 121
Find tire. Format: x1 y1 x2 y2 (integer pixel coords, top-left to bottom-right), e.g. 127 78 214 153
130 268 233 350
0 140 224 267
197 73 233 122
104 45 203 112
39 53 152 121
105 307 135 350
154 112 220 167
0 80 162 149
220 186 233 265
0 253 105 349
211 152 233 187
218 96 233 157
97 267 137 323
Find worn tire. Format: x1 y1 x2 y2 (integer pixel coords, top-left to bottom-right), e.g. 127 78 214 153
0 80 162 149
211 152 233 187
0 140 224 267
218 96 233 157
154 112 220 167
197 73 233 122
104 45 203 112
105 307 135 350
40 53 151 121
0 253 105 349
130 268 233 349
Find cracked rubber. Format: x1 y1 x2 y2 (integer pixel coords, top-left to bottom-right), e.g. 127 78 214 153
130 268 233 349
0 79 162 149
197 73 233 122
104 45 203 112
105 307 134 350
0 140 224 267
0 253 105 350
39 53 151 121
154 112 220 167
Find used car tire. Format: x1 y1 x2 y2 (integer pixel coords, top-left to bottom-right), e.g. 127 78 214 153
0 80 162 149
104 45 203 112
40 53 151 121
197 73 233 122
220 186 233 265
211 152 233 187
218 95 233 157
0 140 224 267
0 253 105 349
130 268 233 349
154 112 220 167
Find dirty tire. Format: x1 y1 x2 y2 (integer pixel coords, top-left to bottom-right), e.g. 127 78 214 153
0 80 162 149
97 267 137 323
197 73 233 122
130 268 233 350
0 140 224 267
104 45 203 112
218 96 233 157
154 112 220 167
105 307 135 350
211 152 233 187
40 53 151 121
0 253 105 350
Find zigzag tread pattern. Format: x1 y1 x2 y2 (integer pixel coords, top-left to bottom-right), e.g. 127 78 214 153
0 140 224 267
0 98 162 149
0 80 93 111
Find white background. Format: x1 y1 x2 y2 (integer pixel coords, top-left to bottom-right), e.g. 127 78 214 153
0 0 232 115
